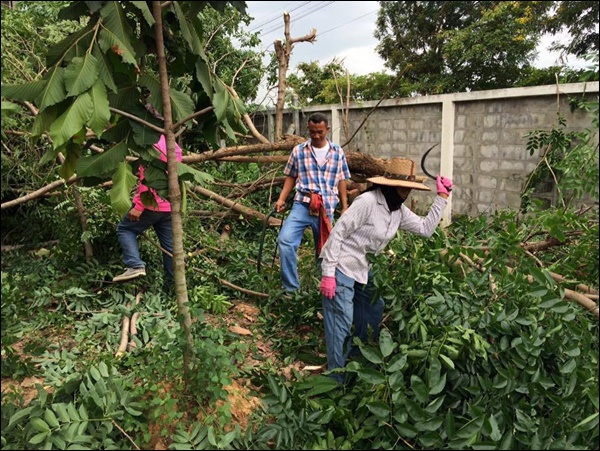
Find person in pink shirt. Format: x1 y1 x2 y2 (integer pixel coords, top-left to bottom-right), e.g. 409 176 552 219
113 135 182 283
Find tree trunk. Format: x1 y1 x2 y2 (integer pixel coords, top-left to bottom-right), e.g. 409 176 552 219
152 1 195 381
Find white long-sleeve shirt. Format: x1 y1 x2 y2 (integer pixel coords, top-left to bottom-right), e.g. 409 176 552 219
320 189 447 284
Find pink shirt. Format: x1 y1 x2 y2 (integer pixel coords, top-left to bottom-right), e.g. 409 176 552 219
132 135 183 212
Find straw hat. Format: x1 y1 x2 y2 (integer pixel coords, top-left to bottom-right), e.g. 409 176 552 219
367 158 431 191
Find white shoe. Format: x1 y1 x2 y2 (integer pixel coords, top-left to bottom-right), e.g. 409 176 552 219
112 267 146 282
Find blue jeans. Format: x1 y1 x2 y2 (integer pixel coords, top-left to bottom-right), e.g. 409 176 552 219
116 207 174 279
322 269 385 384
277 201 332 291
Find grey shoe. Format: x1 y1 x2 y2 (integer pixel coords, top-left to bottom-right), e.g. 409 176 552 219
112 267 146 282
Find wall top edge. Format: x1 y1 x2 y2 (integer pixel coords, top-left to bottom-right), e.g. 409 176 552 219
270 82 599 114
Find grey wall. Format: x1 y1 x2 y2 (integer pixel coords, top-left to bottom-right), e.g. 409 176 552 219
251 82 599 220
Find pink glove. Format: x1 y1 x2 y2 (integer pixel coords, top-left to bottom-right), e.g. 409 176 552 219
320 276 336 299
436 175 453 196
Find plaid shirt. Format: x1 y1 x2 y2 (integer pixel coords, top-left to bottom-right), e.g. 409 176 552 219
283 139 351 217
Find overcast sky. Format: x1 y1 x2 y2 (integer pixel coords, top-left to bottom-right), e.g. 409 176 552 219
243 1 586 102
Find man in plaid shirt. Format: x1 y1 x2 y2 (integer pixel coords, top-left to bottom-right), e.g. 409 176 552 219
275 113 351 293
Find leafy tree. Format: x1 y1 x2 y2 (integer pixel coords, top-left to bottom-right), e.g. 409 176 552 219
374 1 553 94
1 0 249 381
543 1 599 58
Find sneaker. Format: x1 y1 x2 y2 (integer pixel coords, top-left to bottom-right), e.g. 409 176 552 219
112 267 146 282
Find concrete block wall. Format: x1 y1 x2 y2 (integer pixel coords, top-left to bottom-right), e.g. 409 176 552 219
253 82 599 220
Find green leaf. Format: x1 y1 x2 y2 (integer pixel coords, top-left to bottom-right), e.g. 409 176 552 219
455 415 484 439
92 44 118 93
77 140 128 177
366 401 391 419
59 141 83 180
573 412 599 432
488 414 501 441
177 163 213 186
110 162 138 217
29 431 49 445
429 372 446 395
356 368 386 385
65 55 99 97
53 403 70 423
559 358 576 374
303 376 339 396
213 84 229 122
439 354 455 370
386 353 407 372
8 406 34 427
379 329 396 358
1 79 48 103
85 80 110 136
410 374 429 402
131 1 155 25
360 345 383 364
44 409 59 428
49 93 94 149
37 66 67 112
172 2 205 57
169 88 195 124
31 417 51 433
195 59 214 98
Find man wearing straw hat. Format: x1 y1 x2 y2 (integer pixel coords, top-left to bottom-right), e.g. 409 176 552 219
319 157 452 384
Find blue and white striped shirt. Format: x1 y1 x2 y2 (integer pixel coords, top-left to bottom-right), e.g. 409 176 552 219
284 139 351 217
320 189 447 284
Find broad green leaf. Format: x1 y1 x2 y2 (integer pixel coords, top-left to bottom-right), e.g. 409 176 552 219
428 357 441 389
573 412 599 432
488 414 501 441
429 372 446 395
424 395 445 414
379 329 396 358
8 406 34 427
386 353 407 372
33 106 58 138
455 415 484 439
87 80 110 136
131 1 155 25
213 84 229 122
98 29 137 68
177 162 213 186
169 88 195 124
65 55 99 97
539 297 563 308
439 354 455 370
396 422 418 438
1 79 47 103
98 361 109 378
356 367 385 385
53 403 70 423
303 376 339 396
195 59 214 98
31 417 51 433
50 93 94 149
59 140 83 180
99 2 138 66
1 100 21 117
559 358 576 374
410 374 429 402
110 162 137 217
47 24 95 67
172 2 204 57
415 417 445 432
366 401 391 419
37 66 67 112
92 44 118 93
29 432 49 445
360 345 383 364
44 409 59 428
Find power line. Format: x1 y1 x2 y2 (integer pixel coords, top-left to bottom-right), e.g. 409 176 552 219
247 1 312 33
318 9 376 37
259 1 335 37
